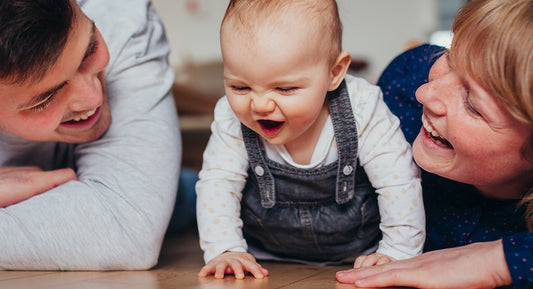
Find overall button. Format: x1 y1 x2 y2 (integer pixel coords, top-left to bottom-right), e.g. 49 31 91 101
254 165 265 176
343 165 353 175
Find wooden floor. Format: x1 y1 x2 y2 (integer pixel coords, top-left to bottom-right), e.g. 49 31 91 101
0 230 390 289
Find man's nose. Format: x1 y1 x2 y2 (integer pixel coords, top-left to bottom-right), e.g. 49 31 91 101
65 73 103 112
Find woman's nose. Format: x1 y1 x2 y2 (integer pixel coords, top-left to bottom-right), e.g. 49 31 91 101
415 56 451 116
415 81 447 116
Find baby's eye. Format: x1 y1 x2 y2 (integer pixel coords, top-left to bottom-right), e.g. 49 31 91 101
231 85 250 92
277 87 297 93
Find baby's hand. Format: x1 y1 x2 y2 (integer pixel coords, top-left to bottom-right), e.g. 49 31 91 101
198 251 269 279
354 253 396 268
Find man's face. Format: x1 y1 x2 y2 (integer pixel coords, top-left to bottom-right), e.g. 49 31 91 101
0 3 111 143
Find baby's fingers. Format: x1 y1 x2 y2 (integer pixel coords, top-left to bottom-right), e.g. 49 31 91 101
243 261 268 279
376 255 395 266
228 259 246 279
198 263 216 278
215 262 232 279
354 253 392 268
354 255 371 268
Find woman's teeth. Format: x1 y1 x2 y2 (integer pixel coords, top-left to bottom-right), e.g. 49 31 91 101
72 108 97 122
422 115 452 148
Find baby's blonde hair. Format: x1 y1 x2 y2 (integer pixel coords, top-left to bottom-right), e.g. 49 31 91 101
221 0 343 65
450 0 533 231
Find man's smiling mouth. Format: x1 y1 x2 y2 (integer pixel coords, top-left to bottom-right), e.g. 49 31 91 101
65 108 97 123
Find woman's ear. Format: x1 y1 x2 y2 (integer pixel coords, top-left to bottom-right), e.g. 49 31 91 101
328 51 351 91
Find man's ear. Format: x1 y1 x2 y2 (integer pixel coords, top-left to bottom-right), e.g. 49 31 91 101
328 51 351 91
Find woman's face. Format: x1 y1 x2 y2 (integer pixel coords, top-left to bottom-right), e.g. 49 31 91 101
413 54 533 199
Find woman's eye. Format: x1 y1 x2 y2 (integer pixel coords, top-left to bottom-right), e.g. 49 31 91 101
463 95 481 117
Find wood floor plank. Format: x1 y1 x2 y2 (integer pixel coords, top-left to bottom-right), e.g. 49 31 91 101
0 271 121 289
0 231 394 289
0 271 51 281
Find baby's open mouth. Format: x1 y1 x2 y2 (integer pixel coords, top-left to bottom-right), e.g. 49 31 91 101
258 119 284 130
422 115 452 149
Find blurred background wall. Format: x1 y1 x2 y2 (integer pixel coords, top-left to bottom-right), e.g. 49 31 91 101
152 0 464 82
150 0 466 170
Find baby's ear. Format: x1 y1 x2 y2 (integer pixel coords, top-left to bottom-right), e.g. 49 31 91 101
328 51 351 91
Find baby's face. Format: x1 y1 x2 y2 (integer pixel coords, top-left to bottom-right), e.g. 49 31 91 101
221 17 336 151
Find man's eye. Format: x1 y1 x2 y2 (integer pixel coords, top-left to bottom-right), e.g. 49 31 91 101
28 81 67 112
29 94 56 112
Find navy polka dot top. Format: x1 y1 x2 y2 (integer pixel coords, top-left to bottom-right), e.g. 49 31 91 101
377 44 532 289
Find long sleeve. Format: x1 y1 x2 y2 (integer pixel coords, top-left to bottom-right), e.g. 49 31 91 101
503 232 533 288
196 97 250 264
346 76 425 260
0 0 180 270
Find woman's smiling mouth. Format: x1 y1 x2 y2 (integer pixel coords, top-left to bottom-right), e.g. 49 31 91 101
422 115 453 149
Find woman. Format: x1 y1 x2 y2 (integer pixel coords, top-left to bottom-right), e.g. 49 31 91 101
337 0 533 288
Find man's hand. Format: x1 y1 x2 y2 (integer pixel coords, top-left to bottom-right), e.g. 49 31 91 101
198 251 269 279
0 166 78 207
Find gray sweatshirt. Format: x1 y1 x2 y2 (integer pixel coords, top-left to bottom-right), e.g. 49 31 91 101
0 0 181 270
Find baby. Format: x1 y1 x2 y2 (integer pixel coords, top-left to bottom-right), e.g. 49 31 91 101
196 0 425 279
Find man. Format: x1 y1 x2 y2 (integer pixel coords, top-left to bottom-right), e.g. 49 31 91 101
0 0 182 270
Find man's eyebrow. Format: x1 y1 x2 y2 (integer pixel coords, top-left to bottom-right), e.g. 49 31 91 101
82 22 97 63
19 22 97 110
18 23 96 110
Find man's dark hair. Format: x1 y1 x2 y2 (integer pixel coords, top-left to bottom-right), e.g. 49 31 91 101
0 0 74 85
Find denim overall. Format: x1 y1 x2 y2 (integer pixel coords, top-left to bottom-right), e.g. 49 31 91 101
241 80 381 262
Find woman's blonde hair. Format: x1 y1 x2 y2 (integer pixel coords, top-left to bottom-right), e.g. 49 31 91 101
450 0 533 231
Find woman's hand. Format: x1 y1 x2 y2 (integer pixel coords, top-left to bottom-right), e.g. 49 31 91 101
198 251 269 279
336 240 512 288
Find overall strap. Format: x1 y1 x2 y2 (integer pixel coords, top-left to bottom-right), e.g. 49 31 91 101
327 80 358 204
241 124 276 208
